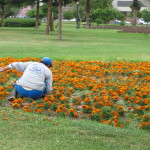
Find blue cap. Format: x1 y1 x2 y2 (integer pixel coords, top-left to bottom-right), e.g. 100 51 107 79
41 57 52 66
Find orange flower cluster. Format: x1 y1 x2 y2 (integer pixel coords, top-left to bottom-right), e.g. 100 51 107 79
0 57 149 129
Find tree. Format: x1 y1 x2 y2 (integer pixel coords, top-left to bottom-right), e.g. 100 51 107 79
86 0 90 28
132 0 138 26
0 0 22 27
91 0 112 9
57 0 77 40
130 1 142 19
74 0 113 28
5 7 20 18
45 0 53 34
25 0 41 28
44 0 76 39
27 8 36 17
18 0 42 28
35 0 40 28
0 0 9 27
91 8 125 24
63 10 74 20
0 0 23 27
141 9 150 26
58 0 62 40
75 0 86 28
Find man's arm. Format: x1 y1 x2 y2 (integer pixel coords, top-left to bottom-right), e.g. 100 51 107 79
45 75 53 95
8 62 32 72
0 66 11 72
0 62 32 73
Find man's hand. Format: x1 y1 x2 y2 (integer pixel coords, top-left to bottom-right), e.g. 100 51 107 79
0 66 10 72
0 67 4 72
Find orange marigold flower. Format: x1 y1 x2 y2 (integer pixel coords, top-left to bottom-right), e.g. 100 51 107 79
69 108 74 112
73 112 79 117
24 109 32 112
141 115 147 118
37 104 44 108
113 115 119 119
133 114 138 117
56 109 61 113
37 109 43 113
101 119 105 123
23 106 29 109
32 101 37 105
100 113 104 117
107 120 112 124
117 105 123 109
114 119 118 123
119 124 124 128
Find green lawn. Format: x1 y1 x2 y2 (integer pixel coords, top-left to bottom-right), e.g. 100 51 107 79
0 23 150 61
1 107 150 150
0 23 150 150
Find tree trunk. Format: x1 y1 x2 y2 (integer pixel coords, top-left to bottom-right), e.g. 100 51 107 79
45 0 51 34
58 0 62 40
132 8 137 26
76 2 80 28
86 0 91 28
1 5 5 27
49 0 54 31
35 0 40 28
132 0 138 26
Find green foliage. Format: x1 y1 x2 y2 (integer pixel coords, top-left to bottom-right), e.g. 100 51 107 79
130 1 142 18
115 11 126 21
120 21 125 26
90 113 101 121
91 8 125 24
95 18 104 25
26 3 58 20
5 7 20 18
91 0 112 10
0 18 41 27
52 6 59 20
71 0 114 24
26 9 36 18
130 10 143 18
27 8 45 19
63 10 75 20
0 0 26 7
130 1 141 11
141 9 150 23
0 0 8 5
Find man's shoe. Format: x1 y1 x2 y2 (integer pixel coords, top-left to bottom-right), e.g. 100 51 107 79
7 96 16 101
7 86 18 101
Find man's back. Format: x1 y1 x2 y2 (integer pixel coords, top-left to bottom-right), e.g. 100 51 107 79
16 62 52 91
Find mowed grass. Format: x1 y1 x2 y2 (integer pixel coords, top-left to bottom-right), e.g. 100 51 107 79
0 22 150 61
0 23 150 150
1 107 150 150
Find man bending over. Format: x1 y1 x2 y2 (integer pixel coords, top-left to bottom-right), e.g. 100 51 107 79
0 57 53 101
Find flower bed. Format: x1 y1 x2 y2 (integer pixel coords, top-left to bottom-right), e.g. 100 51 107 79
90 25 150 34
0 57 150 129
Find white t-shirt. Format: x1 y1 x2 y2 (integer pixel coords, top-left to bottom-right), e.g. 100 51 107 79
9 62 53 95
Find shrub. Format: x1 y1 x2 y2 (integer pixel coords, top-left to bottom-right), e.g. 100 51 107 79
89 25 150 34
95 18 104 26
120 21 125 26
0 18 41 27
63 10 75 20
141 9 150 23
91 8 125 24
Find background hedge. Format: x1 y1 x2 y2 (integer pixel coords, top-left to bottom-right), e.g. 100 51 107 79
0 18 41 27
